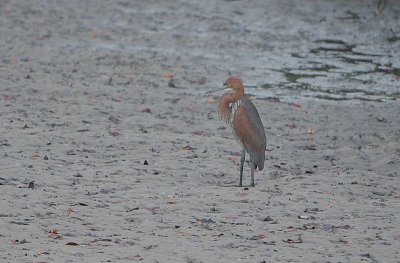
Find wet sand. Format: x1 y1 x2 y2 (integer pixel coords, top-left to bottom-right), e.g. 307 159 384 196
1 0 399 262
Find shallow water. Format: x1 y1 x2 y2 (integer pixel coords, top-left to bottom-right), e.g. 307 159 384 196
2 0 399 104
254 39 399 103
112 0 400 104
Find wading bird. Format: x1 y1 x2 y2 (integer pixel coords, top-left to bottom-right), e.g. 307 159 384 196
206 77 266 187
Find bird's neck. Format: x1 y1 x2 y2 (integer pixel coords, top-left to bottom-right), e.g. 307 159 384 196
218 93 243 124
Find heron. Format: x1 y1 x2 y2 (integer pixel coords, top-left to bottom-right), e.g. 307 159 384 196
206 76 266 187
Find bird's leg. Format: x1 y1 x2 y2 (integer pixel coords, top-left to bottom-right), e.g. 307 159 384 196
250 159 255 187
239 149 245 187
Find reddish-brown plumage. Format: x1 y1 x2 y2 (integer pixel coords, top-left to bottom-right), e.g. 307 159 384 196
232 104 266 169
218 77 244 123
210 76 266 186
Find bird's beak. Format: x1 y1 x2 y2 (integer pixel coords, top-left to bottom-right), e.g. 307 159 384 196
205 84 232 95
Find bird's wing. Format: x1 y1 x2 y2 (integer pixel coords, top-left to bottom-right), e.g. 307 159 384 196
232 98 266 169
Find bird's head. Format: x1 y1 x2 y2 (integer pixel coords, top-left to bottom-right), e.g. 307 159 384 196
223 77 244 94
205 76 244 96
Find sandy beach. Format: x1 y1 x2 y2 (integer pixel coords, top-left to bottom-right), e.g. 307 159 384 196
1 0 399 262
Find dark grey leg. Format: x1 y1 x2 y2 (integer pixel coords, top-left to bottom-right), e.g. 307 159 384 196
250 159 255 187
239 149 245 186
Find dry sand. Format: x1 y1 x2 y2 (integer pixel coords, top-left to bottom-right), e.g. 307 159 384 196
1 0 399 262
